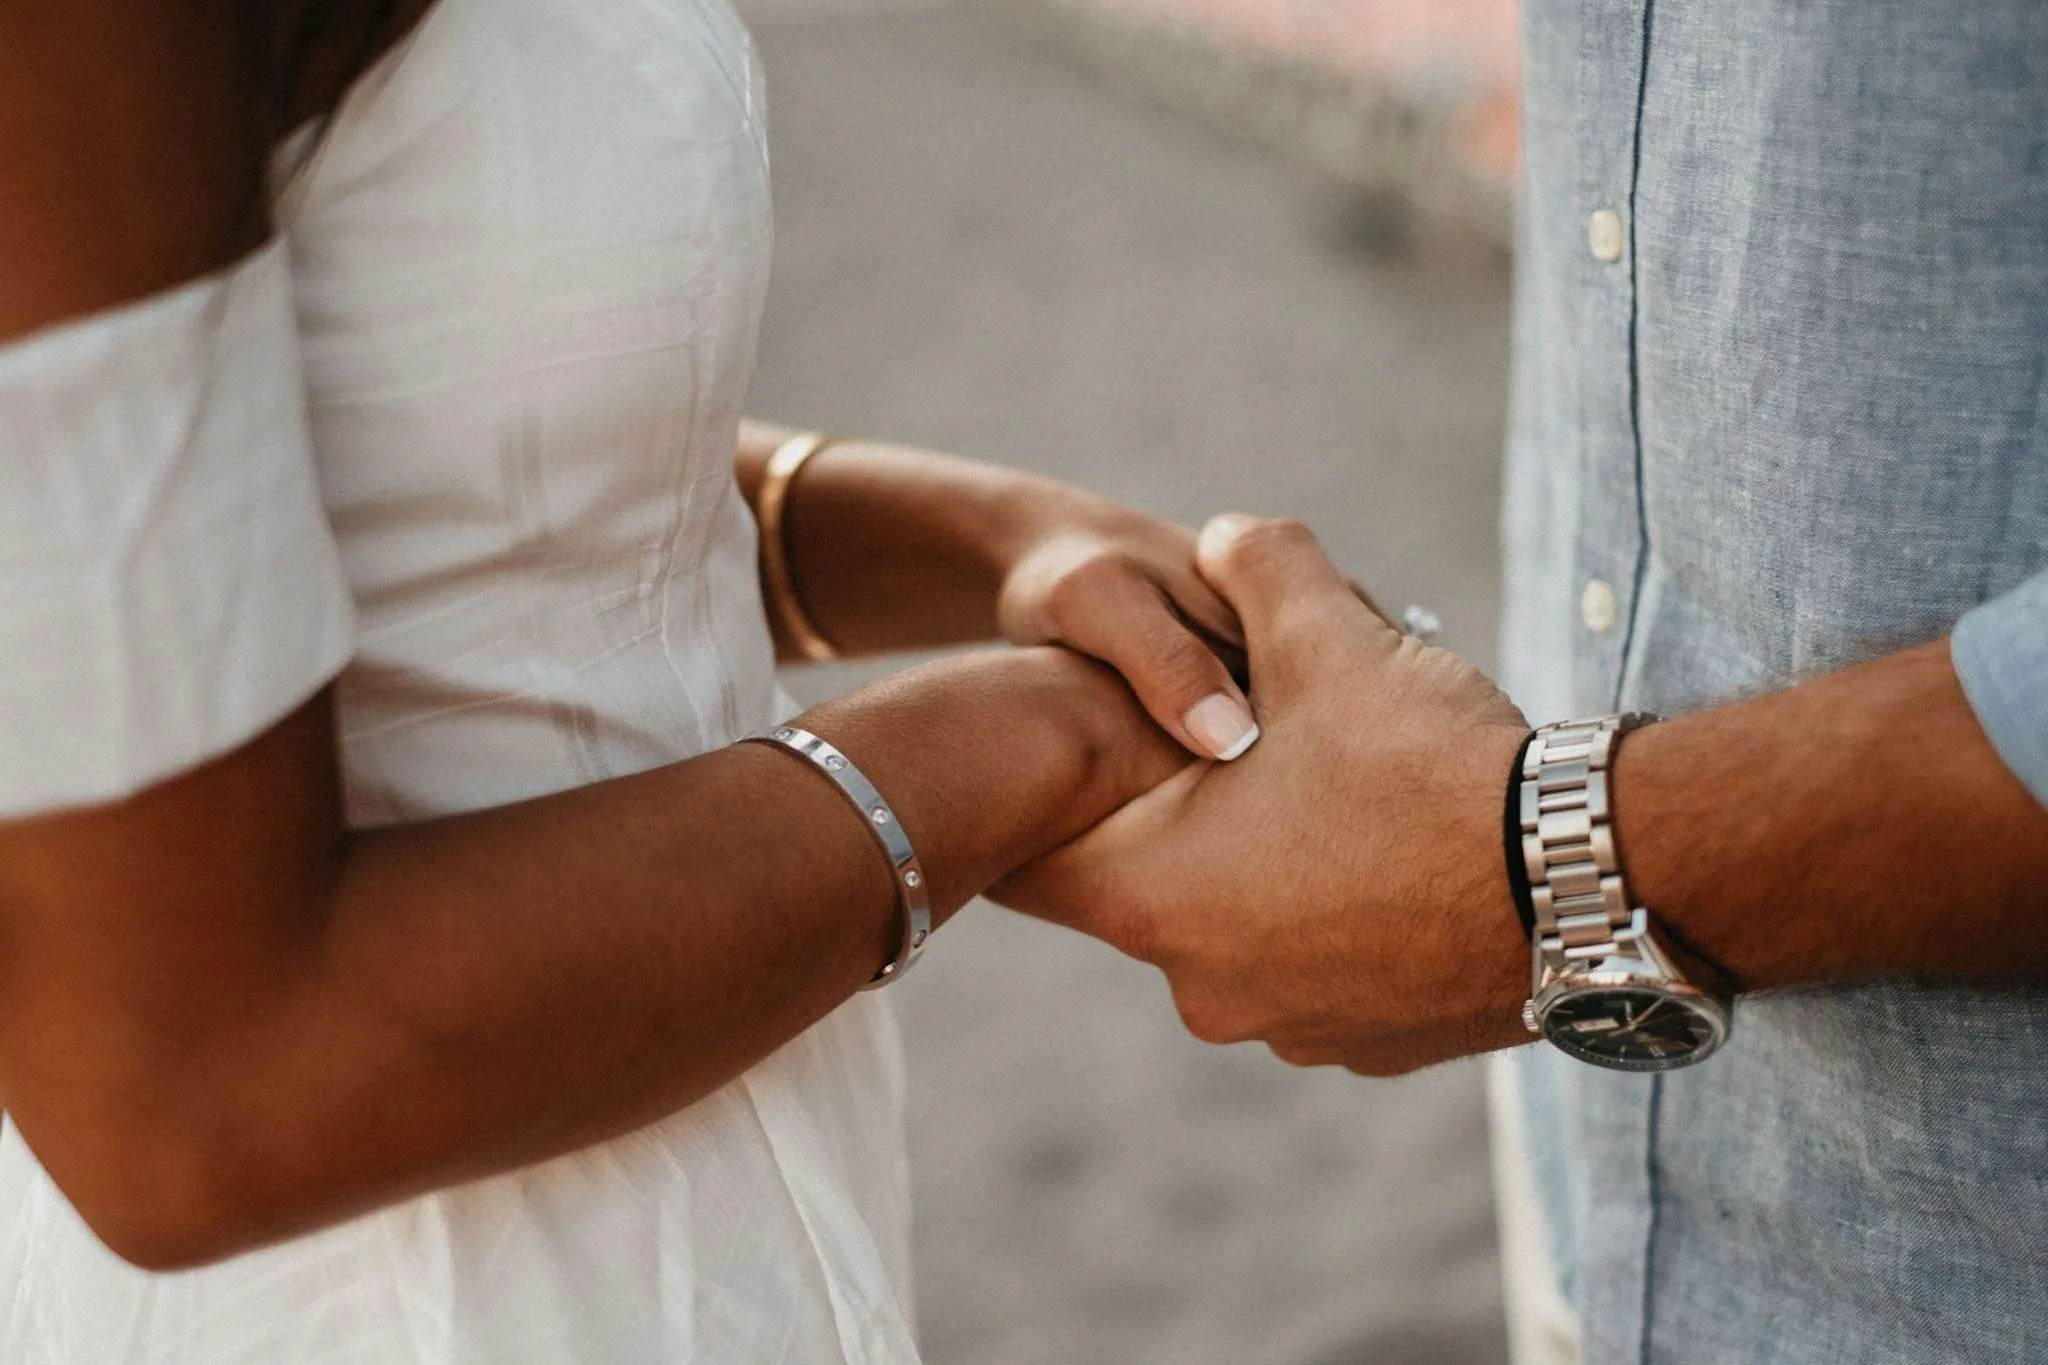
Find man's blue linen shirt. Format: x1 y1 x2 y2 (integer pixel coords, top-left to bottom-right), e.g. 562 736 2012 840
1497 2 2047 1360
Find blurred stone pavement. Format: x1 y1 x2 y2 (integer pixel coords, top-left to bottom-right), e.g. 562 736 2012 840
734 3 1516 1361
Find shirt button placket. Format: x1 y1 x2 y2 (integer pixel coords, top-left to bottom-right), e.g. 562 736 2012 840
1584 205 1629 643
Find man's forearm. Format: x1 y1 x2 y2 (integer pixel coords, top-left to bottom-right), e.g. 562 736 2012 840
1616 638 2048 991
988 516 2048 1076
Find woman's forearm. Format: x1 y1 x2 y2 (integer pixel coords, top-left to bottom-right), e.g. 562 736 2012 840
6 649 1178 1268
737 418 1095 658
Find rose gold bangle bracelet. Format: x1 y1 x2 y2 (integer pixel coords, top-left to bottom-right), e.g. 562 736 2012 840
757 431 841 663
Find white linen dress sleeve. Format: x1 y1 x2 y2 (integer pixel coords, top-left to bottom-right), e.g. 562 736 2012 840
0 239 354 818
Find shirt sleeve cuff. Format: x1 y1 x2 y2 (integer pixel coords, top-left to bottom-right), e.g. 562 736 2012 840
1952 568 2048 812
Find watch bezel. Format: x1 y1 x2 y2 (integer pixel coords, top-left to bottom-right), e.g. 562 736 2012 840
1534 967 1730 1072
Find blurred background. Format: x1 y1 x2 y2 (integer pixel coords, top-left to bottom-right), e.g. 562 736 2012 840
738 1 1519 1360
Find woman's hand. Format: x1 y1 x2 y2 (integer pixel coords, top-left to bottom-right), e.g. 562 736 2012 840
737 419 1260 762
990 484 1260 762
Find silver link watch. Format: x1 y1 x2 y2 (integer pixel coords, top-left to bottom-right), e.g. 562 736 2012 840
1518 714 1731 1071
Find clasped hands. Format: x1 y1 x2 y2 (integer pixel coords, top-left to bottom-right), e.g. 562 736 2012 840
996 513 1536 1077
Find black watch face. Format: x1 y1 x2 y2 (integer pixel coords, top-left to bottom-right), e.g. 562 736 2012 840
1541 984 1726 1071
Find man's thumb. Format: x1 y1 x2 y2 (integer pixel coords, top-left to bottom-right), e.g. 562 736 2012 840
1194 514 1362 655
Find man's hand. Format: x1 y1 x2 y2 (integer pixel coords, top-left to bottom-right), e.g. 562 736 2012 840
994 515 1533 1076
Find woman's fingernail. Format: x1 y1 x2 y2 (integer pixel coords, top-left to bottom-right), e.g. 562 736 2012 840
1183 693 1260 761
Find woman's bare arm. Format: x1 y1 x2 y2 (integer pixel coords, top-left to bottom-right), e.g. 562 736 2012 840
0 651 1179 1270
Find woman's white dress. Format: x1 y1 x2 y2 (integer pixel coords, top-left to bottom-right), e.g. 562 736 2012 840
0 0 920 1358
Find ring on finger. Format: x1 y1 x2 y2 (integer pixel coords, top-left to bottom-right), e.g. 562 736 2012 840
1400 603 1442 644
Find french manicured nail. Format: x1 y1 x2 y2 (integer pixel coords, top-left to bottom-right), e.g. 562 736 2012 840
1184 693 1260 761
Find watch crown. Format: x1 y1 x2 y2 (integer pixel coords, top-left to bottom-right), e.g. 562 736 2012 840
1521 999 1541 1034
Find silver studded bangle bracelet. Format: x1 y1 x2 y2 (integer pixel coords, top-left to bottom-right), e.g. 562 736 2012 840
742 725 932 989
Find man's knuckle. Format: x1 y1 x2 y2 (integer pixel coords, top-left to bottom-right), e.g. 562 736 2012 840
1263 516 1316 546
1215 520 1329 602
1106 901 1162 962
1173 987 1252 1047
1171 989 1221 1044
1344 1052 1411 1079
1224 517 1312 569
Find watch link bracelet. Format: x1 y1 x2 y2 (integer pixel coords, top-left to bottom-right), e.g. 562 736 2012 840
1512 714 1731 1071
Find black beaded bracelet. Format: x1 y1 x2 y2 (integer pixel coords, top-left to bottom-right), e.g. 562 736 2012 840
1503 729 1539 937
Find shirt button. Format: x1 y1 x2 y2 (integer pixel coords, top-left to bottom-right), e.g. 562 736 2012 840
1587 209 1625 263
1581 578 1618 633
